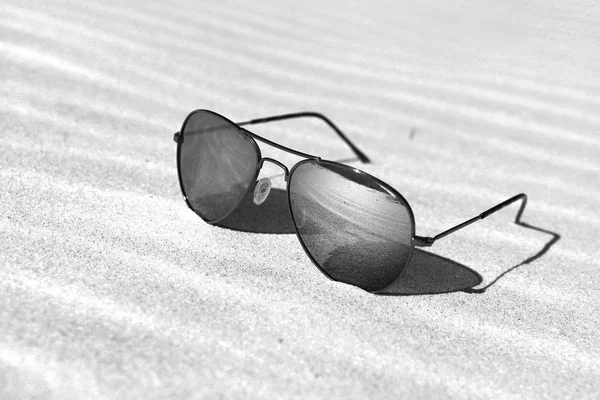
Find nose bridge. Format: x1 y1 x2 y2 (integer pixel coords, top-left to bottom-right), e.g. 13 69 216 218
260 157 290 178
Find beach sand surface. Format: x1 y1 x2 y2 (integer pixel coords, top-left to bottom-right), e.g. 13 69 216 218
1 0 599 398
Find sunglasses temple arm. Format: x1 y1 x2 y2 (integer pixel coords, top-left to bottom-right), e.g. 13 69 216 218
237 112 371 163
414 193 527 247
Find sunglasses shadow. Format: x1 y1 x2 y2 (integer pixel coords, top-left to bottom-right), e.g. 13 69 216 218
217 189 483 295
379 249 482 295
216 188 296 234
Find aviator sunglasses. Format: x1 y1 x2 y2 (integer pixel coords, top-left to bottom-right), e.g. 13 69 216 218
173 109 527 293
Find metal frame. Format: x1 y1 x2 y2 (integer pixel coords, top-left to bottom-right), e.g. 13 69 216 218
237 112 371 163
174 109 531 292
413 194 528 247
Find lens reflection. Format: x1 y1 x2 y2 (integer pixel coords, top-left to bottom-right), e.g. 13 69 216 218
179 111 259 223
288 160 413 292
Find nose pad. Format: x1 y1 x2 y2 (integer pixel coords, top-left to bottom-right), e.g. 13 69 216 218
253 178 272 205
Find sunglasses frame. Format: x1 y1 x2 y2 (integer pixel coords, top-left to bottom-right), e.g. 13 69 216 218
174 109 528 292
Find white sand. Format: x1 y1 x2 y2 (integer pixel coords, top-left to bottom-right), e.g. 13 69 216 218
1 0 599 398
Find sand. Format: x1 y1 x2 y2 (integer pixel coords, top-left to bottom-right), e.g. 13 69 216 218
1 0 599 398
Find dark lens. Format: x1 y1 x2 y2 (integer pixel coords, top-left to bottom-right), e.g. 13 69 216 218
178 111 259 223
288 160 414 292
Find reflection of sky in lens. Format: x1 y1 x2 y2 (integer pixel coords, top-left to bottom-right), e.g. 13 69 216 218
290 161 413 291
180 112 258 221
183 118 254 193
291 162 411 240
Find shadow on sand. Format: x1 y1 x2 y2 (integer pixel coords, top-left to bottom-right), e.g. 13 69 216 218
216 188 295 234
379 249 482 295
216 188 559 295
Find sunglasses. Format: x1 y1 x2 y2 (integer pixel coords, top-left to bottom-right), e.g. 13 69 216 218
173 109 527 293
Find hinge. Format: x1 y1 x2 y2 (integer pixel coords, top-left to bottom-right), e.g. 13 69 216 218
173 132 181 143
413 235 435 247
